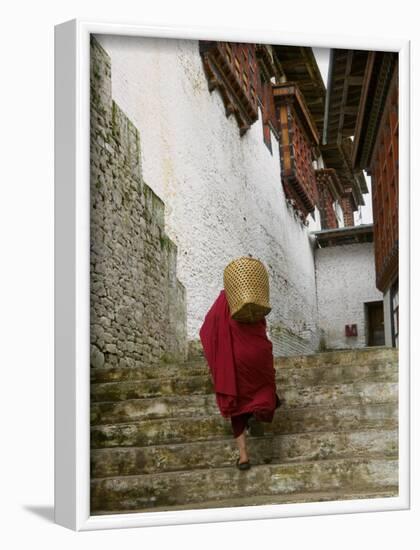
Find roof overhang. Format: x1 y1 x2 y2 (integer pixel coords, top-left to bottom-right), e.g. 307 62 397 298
272 45 326 135
311 223 374 247
323 49 369 146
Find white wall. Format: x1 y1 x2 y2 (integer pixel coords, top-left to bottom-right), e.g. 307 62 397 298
355 174 374 225
307 206 322 232
96 34 320 351
315 242 383 349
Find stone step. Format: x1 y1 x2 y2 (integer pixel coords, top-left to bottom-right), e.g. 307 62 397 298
278 347 398 368
91 362 398 402
90 347 398 383
91 402 398 448
280 361 398 386
90 381 397 425
90 456 398 512
91 436 273 478
92 487 399 515
91 428 398 477
91 360 208 383
91 374 213 402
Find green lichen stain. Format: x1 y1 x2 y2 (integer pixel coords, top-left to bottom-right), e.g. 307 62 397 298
159 234 172 251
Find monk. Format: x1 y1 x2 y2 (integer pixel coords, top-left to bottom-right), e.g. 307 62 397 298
199 289 281 470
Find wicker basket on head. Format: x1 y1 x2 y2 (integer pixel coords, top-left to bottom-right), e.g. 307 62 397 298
223 256 271 323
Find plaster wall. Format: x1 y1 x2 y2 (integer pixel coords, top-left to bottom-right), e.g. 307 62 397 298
315 242 383 349
96 34 321 354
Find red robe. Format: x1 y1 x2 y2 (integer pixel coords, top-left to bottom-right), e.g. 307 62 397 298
199 289 278 421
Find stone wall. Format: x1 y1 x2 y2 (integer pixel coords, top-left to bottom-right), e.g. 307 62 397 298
94 34 321 356
315 242 383 349
90 36 187 370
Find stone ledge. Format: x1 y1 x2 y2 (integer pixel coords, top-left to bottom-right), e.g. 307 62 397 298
90 402 398 448
91 486 399 515
90 456 398 512
91 428 398 477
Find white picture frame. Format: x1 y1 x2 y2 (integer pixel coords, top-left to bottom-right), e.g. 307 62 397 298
54 18 411 531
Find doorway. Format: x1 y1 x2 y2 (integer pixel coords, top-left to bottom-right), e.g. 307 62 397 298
365 301 385 346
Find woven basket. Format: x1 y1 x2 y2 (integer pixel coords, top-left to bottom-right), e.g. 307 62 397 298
223 256 271 323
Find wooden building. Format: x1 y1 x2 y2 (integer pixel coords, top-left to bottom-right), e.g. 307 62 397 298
324 49 399 346
199 42 366 228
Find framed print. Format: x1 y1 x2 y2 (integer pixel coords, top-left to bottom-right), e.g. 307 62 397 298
54 18 410 531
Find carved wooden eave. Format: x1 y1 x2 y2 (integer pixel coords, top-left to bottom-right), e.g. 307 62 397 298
352 52 398 171
272 45 326 135
256 44 282 83
341 137 366 206
254 45 281 142
319 143 352 185
273 82 320 145
199 41 259 136
353 171 368 202
320 138 367 209
315 168 343 201
322 49 369 146
315 168 343 229
273 82 319 218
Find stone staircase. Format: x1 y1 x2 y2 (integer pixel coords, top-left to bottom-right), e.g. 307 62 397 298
90 347 398 514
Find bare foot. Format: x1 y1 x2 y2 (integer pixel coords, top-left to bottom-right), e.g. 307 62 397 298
235 431 249 464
